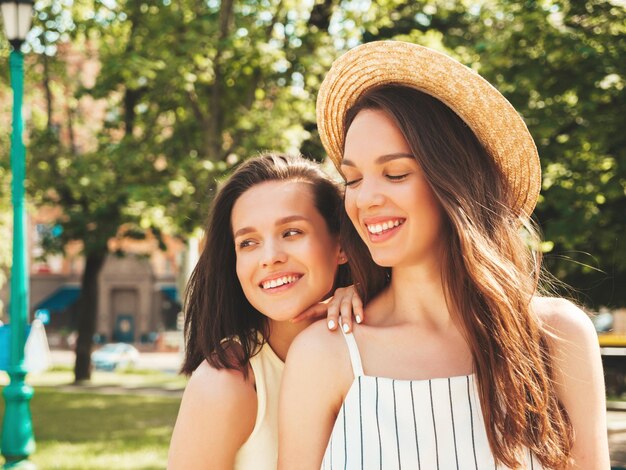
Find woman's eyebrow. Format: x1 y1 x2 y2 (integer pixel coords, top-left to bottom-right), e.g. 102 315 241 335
233 226 255 238
233 215 310 238
341 153 414 167
275 215 310 226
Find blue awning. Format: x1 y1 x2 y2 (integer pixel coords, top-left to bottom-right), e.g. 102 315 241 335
35 286 81 312
0 325 32 371
161 286 179 303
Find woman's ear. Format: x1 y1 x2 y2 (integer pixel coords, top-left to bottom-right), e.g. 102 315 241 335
338 247 348 265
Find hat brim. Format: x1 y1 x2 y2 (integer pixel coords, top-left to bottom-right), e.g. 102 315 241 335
316 41 541 219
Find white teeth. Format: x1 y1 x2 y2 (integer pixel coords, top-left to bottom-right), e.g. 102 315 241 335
262 275 299 290
366 220 403 234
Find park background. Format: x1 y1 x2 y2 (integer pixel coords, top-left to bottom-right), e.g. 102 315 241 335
0 0 625 468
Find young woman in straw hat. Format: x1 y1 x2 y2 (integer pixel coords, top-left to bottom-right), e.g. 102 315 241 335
279 41 609 469
168 153 363 469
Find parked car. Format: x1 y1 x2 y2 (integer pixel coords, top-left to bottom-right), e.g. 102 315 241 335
91 343 139 371
593 310 614 333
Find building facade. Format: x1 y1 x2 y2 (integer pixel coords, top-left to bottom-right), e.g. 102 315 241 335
0 207 192 345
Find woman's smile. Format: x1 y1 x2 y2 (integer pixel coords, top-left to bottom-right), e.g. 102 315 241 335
258 272 303 293
363 216 406 242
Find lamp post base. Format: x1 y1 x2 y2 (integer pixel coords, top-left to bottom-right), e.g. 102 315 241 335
1 368 35 467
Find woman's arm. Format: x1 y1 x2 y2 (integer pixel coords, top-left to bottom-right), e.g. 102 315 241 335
168 361 257 469
278 321 354 469
535 297 610 469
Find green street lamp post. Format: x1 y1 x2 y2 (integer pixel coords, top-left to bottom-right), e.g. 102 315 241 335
0 0 35 468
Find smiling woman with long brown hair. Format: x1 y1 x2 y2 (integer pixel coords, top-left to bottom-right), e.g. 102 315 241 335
168 153 353 469
279 41 609 469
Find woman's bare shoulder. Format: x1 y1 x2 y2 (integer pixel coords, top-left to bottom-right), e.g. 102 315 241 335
531 298 609 467
289 319 347 363
187 359 255 401
285 319 354 390
180 358 257 438
187 338 256 397
168 359 257 468
531 296 601 385
532 296 596 342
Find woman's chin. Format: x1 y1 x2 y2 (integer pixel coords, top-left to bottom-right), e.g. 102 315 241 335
370 252 399 268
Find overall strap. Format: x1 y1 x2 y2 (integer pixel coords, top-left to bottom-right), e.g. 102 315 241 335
340 329 364 378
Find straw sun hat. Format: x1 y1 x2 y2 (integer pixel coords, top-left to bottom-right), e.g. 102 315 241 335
316 40 541 218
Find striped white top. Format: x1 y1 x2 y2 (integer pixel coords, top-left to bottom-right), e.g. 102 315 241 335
322 331 543 469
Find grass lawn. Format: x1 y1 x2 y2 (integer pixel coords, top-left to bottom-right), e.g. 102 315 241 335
0 371 185 469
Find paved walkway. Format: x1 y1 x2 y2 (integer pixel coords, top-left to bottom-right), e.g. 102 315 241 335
50 349 183 374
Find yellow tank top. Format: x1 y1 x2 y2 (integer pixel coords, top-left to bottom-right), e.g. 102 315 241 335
234 340 284 470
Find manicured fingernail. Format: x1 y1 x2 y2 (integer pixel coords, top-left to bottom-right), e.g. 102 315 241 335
355 315 362 324
328 320 336 330
342 323 350 333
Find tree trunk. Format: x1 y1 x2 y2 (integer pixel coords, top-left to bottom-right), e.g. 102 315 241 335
42 53 53 129
73 251 107 382
205 0 235 161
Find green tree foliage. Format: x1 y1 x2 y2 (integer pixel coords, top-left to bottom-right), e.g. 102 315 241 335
465 0 626 308
16 0 346 380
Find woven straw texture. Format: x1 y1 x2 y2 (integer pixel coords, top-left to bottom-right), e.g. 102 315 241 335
316 41 541 218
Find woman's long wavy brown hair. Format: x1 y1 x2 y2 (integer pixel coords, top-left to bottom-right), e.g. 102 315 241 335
181 153 351 376
340 86 573 468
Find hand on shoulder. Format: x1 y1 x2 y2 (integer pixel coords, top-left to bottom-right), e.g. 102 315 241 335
168 358 257 469
292 285 364 333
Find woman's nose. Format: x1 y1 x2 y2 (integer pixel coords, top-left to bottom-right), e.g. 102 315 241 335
355 177 385 210
260 240 287 267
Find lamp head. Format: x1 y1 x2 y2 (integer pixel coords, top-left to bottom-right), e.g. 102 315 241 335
0 0 34 50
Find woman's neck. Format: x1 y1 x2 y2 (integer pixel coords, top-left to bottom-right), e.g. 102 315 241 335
376 261 453 331
267 317 313 362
